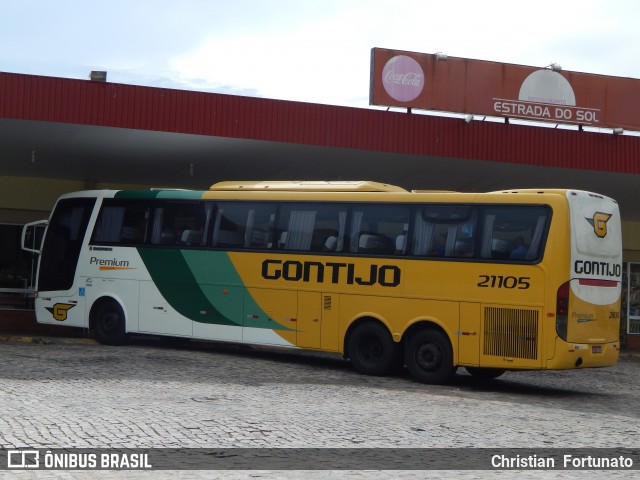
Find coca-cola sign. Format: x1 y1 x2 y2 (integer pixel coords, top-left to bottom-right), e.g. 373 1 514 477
381 55 424 102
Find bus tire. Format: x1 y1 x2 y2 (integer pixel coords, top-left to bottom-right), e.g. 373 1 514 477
92 300 128 346
465 367 505 380
347 321 398 376
405 329 456 384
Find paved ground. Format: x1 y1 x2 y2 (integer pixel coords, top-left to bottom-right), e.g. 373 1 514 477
0 312 639 479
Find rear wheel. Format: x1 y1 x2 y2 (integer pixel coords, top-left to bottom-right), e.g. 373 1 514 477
405 329 456 384
465 367 506 380
347 322 398 376
92 300 128 346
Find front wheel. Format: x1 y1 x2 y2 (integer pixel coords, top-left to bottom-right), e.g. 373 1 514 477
405 329 456 384
92 300 128 346
347 322 399 376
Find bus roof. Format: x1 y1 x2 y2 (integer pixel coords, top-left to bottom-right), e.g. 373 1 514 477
209 181 408 193
492 188 618 203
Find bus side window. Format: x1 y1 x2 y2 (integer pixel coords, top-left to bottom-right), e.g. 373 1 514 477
479 207 549 262
279 210 316 251
244 205 276 249
93 206 125 243
411 210 434 256
412 205 475 258
122 206 149 243
150 201 209 247
481 211 517 260
276 204 347 253
350 205 410 256
211 204 244 248
92 202 150 245
211 202 275 250
316 208 347 253
427 226 447 257
212 204 246 248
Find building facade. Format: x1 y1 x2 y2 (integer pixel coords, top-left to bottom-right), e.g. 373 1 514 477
1 71 639 348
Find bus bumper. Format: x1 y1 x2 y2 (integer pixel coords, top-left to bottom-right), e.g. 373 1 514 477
547 337 620 369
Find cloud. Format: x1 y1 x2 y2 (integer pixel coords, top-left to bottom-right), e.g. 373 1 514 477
2 0 640 107
167 0 640 106
169 4 375 105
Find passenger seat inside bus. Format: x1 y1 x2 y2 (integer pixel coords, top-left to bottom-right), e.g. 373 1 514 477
180 229 203 246
323 236 338 251
278 231 288 249
491 238 511 259
395 234 407 255
358 234 393 255
454 238 473 257
160 229 176 245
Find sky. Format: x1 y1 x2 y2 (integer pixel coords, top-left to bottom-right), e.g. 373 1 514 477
2 0 640 109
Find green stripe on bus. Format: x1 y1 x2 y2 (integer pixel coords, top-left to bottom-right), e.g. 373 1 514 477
114 191 159 199
180 250 293 331
137 248 292 331
137 247 236 326
155 190 206 200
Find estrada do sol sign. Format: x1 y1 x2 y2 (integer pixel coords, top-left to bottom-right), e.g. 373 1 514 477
370 47 640 131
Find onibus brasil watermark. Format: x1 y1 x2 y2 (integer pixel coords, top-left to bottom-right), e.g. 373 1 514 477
6 450 151 470
2 448 637 470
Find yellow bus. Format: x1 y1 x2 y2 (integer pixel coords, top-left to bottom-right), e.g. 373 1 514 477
22 181 622 384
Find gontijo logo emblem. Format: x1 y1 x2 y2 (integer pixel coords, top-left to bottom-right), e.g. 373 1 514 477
586 212 612 238
45 303 75 321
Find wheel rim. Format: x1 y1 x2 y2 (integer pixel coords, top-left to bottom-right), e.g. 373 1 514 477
414 341 443 372
100 311 120 335
357 334 384 365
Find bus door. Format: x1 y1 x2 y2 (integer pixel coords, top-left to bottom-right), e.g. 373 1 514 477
242 288 333 350
34 198 96 327
297 291 341 351
20 221 47 292
297 291 321 348
243 288 297 345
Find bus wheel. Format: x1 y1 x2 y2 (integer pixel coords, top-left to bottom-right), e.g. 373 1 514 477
405 329 456 384
465 367 505 380
92 300 128 346
347 322 398 376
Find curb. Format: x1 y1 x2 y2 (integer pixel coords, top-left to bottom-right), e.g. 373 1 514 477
621 352 640 360
0 335 53 344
